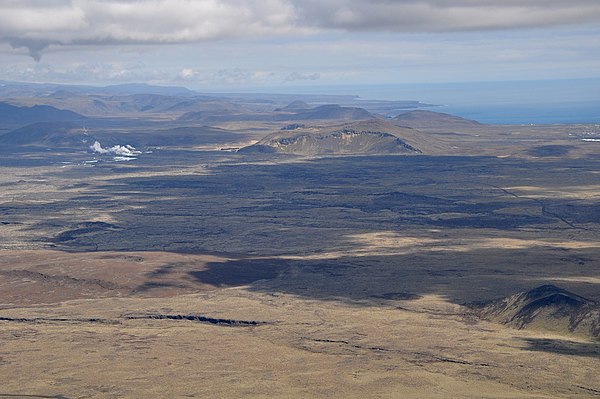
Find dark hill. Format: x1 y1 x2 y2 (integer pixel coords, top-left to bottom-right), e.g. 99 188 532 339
471 285 600 338
0 102 85 126
0 122 95 149
393 110 481 129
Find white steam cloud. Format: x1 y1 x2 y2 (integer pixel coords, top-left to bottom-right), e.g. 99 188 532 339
90 141 142 157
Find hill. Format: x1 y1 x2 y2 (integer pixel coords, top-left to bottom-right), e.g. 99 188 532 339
239 119 433 156
393 110 482 129
471 285 600 338
0 102 85 126
0 122 95 149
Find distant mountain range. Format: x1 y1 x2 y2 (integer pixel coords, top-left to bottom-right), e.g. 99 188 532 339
0 81 436 120
0 81 197 97
180 104 375 123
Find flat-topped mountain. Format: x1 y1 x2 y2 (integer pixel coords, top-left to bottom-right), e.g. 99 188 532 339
239 119 436 156
472 285 600 338
394 110 482 129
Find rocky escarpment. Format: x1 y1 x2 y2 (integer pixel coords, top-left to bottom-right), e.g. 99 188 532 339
471 285 600 338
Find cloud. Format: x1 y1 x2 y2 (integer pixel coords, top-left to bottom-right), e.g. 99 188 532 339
0 0 299 59
0 60 167 84
284 72 320 82
1 1 599 60
179 68 197 80
174 67 277 85
293 1 600 32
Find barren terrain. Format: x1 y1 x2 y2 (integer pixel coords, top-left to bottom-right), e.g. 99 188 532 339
0 88 599 397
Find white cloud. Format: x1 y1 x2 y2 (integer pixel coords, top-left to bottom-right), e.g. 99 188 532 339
179 68 197 80
1 1 599 60
189 68 276 85
284 72 320 82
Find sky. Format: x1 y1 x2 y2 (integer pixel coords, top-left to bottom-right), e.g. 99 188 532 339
0 0 599 90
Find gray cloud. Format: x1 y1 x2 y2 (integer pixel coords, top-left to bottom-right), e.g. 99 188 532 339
0 0 299 59
1 0 599 60
293 1 600 32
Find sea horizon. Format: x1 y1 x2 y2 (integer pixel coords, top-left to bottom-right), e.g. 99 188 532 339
210 77 600 125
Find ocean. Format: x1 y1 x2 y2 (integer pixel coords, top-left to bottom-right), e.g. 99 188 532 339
281 78 600 125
